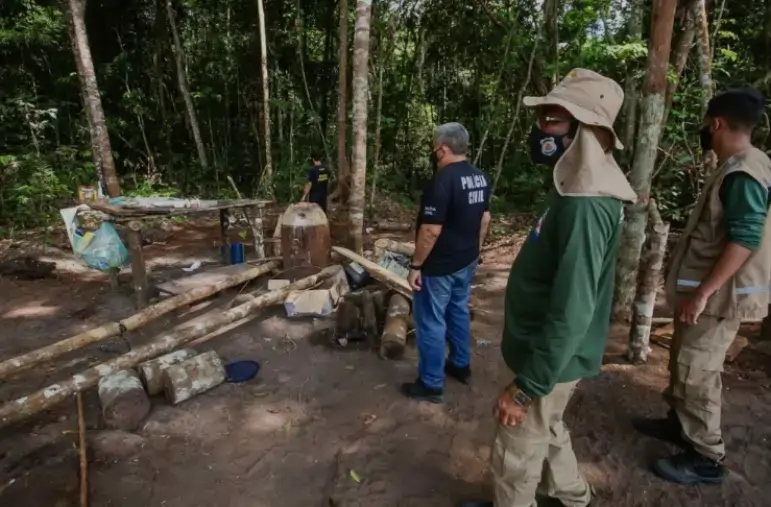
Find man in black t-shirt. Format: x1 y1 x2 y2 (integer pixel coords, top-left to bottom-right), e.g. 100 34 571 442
301 155 329 212
402 122 491 403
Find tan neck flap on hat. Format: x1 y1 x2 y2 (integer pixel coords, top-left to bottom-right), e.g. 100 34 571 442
553 125 637 203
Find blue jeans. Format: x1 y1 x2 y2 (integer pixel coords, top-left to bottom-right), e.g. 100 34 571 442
413 260 477 389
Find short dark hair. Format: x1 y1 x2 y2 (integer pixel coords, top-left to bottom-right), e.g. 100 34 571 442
311 152 322 162
707 88 765 133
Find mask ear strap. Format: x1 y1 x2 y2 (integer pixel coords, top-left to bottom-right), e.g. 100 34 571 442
568 119 580 138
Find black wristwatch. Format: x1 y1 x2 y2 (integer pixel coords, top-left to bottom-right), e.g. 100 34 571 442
410 264 422 271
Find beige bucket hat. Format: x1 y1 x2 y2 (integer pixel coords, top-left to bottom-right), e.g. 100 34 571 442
523 68 625 150
523 68 637 202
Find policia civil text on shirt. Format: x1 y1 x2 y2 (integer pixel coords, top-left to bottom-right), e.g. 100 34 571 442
401 122 491 404
301 155 330 212
632 88 771 486
458 69 637 507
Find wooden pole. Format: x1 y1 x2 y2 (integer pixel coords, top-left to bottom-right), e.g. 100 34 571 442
77 392 88 507
126 220 148 308
0 261 279 380
0 265 341 429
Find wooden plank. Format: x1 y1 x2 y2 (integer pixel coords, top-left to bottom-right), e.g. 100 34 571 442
88 199 273 222
156 263 255 295
332 246 412 299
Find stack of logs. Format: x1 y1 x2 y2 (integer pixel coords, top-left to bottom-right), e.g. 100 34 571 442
336 288 412 359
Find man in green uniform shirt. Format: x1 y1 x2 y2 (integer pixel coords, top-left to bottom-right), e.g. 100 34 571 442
633 88 771 485
459 69 636 507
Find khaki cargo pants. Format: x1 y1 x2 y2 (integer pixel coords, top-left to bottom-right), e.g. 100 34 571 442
490 380 591 507
664 315 741 462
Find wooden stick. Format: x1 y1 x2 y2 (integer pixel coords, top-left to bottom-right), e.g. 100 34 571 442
0 265 341 429
373 238 414 261
651 317 763 325
126 220 148 309
332 246 412 299
375 221 411 232
226 175 265 259
0 261 279 380
77 392 87 507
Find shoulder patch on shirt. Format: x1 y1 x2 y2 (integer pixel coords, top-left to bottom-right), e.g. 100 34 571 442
529 208 549 240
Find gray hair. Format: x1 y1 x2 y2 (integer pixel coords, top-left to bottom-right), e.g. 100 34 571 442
434 122 469 155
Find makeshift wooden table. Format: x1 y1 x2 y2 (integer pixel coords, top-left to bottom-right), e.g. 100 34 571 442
89 199 272 309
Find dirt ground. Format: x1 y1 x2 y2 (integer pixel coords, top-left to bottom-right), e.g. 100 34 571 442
1 212 771 507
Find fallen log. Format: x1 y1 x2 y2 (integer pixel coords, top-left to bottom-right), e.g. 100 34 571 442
97 369 151 431
332 246 412 299
162 350 226 405
0 261 280 380
375 221 412 232
379 293 411 359
138 348 198 396
0 265 342 429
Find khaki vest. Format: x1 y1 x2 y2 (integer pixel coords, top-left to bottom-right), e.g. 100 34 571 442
666 147 771 319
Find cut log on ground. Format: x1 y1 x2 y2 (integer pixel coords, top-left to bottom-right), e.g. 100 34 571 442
0 261 279 380
379 293 411 359
375 221 412 232
0 265 342 429
335 299 362 343
97 369 151 431
162 350 226 405
281 203 331 269
628 200 670 364
361 290 378 347
332 246 412 299
138 348 198 395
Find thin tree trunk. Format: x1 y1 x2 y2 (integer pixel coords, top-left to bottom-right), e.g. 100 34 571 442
337 0 350 200
621 0 644 167
696 0 718 173
628 200 670 364
349 0 372 253
63 0 121 197
662 0 700 127
474 25 516 166
543 0 559 85
492 35 539 194
256 0 274 195
166 0 208 171
370 20 392 204
612 0 677 323
295 0 332 163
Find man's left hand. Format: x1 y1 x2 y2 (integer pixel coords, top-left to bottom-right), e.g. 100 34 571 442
493 390 528 427
408 269 422 291
678 290 709 325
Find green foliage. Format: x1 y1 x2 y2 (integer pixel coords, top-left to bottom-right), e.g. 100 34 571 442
1 0 770 230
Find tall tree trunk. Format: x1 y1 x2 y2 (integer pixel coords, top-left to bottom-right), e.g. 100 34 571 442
256 0 274 195
621 0 644 167
612 0 677 323
696 0 718 174
696 0 713 117
63 0 121 197
543 0 559 85
336 0 350 201
349 0 372 253
662 0 700 127
370 18 395 203
166 0 208 172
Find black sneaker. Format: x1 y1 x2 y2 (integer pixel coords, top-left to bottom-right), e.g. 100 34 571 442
455 502 492 507
445 362 471 385
401 378 443 404
652 450 726 485
631 410 689 448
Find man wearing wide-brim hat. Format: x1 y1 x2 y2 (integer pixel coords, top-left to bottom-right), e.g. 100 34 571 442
459 69 636 507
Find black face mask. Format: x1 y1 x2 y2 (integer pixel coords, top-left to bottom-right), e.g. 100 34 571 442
528 125 570 166
699 126 713 153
